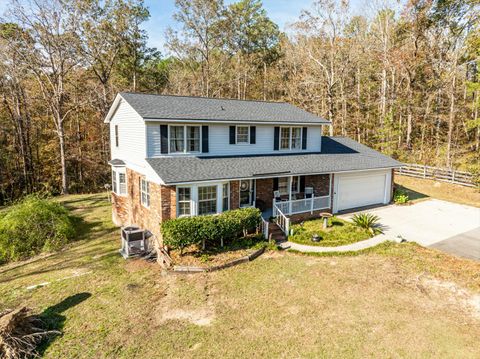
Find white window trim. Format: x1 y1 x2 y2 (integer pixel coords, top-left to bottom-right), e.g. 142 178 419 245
279 126 302 151
235 125 250 145
197 185 218 216
278 176 300 196
222 182 230 211
140 178 150 208
168 124 202 154
112 167 127 196
175 182 230 217
176 186 192 218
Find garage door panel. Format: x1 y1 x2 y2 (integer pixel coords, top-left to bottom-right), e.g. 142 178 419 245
337 172 387 211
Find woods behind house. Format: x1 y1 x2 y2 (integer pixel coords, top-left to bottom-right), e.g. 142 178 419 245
0 0 478 204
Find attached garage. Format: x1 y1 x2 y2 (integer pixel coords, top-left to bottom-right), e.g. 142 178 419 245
333 170 392 213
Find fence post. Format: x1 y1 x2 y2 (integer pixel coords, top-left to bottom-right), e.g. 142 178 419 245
452 170 455 183
423 165 426 179
310 194 314 214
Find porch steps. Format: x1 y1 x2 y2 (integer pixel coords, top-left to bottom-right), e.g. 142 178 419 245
269 222 287 243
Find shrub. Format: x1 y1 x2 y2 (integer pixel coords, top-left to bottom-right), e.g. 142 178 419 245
0 195 75 264
161 207 261 253
351 213 382 235
394 188 409 204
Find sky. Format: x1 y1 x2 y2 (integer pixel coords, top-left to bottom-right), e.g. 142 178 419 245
0 0 378 52
144 0 369 52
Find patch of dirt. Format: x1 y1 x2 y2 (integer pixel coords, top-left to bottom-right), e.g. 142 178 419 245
155 274 215 327
414 276 480 319
169 245 258 268
124 258 159 273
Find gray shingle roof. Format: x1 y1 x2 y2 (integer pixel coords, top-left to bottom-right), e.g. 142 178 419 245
120 92 330 124
146 137 402 184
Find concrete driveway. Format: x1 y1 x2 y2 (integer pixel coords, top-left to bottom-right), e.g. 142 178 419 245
340 199 480 261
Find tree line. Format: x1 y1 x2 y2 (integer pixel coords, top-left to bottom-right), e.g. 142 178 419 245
0 0 478 204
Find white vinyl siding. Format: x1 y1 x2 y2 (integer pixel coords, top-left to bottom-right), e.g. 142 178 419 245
109 100 146 165
146 123 322 157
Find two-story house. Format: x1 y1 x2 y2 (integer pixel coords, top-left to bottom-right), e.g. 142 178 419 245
105 93 402 242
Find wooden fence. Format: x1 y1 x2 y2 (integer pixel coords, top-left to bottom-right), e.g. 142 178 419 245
396 164 477 188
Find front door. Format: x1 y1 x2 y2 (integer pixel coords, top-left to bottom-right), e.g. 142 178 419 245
239 180 255 207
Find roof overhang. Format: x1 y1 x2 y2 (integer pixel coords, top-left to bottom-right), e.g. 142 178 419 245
143 118 331 126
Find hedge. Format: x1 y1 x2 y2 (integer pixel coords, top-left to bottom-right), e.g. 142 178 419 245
161 207 261 253
0 195 76 264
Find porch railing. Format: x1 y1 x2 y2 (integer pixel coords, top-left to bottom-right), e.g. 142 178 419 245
273 195 331 216
260 217 269 240
272 203 290 236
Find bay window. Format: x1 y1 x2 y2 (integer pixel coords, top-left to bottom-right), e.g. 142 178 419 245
222 183 229 211
198 185 217 215
177 187 191 217
169 125 200 153
112 168 126 195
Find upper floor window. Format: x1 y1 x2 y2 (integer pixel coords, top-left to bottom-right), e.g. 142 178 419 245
169 125 200 153
236 126 249 144
115 125 119 147
280 127 301 150
140 178 150 207
112 168 126 195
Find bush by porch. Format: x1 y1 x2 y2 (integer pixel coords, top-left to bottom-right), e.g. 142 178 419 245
160 207 262 254
289 217 372 247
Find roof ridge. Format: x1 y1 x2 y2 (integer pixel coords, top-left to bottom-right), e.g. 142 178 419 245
120 91 287 105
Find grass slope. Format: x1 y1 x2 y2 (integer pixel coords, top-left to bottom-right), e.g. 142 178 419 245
0 193 479 358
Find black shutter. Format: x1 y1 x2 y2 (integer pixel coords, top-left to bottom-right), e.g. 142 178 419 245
250 126 256 144
273 178 279 191
229 126 236 144
273 127 280 150
302 127 308 149
300 176 306 192
202 126 209 153
160 125 168 154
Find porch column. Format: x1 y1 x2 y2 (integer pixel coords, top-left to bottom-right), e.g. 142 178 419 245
288 176 293 214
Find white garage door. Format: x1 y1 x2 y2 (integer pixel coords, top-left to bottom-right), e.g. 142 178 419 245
336 171 388 212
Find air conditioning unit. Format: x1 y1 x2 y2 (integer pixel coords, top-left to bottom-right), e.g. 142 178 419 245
120 226 146 259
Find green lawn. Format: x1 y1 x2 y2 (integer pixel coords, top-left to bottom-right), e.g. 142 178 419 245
1 193 480 358
289 217 372 247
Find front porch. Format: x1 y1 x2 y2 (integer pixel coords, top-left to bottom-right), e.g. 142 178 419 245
234 174 333 238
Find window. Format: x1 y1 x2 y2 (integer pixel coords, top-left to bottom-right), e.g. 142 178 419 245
278 176 300 195
112 170 117 193
112 169 127 195
140 178 150 207
278 177 289 195
279 127 302 150
280 127 290 150
115 125 119 147
118 173 126 194
169 125 200 153
169 125 185 153
198 185 217 215
222 183 229 211
236 126 249 144
177 187 191 216
186 126 200 152
292 128 302 149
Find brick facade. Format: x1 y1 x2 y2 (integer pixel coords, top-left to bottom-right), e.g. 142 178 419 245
255 178 274 210
229 180 240 210
111 168 176 246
